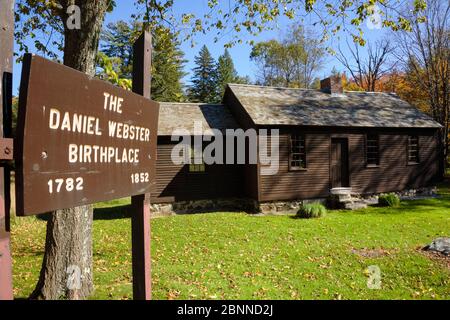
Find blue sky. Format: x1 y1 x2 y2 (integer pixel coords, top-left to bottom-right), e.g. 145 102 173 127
12 0 389 95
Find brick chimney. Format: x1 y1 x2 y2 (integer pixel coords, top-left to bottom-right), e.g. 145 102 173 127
320 75 343 94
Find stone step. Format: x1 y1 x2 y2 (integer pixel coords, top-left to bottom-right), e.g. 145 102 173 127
330 187 353 196
362 197 379 205
337 194 353 202
344 201 368 210
341 197 364 203
328 188 377 210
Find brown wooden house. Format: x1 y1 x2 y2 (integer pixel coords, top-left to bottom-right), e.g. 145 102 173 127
152 102 246 208
152 76 442 213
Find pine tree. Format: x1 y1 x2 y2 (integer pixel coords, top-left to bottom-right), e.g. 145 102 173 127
216 49 238 99
100 21 141 79
189 45 218 103
151 26 187 102
100 21 186 102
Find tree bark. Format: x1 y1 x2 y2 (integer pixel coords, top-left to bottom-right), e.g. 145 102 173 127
30 0 109 300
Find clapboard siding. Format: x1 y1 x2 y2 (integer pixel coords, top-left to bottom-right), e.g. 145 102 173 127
153 128 440 204
152 141 244 203
350 131 439 194
258 128 440 201
259 133 330 201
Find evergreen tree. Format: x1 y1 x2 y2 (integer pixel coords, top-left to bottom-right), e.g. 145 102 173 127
216 49 238 99
100 21 186 102
151 25 187 102
100 21 141 79
189 45 218 103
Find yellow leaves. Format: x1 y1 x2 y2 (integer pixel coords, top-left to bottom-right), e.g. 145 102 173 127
253 287 269 298
194 19 203 32
351 18 362 26
167 289 181 300
96 53 132 90
215 20 223 30
290 290 300 298
181 13 194 24
397 17 412 32
303 273 317 281
284 9 295 19
413 0 427 13
319 261 332 269
412 286 437 299
243 270 265 279
304 0 317 12
351 34 366 47
333 293 343 300
270 8 279 17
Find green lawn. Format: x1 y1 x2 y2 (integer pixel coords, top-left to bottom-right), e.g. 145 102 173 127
11 184 450 300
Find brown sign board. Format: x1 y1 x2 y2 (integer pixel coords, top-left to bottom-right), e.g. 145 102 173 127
15 54 160 216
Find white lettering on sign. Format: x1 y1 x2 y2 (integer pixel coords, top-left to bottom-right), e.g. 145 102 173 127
68 144 140 164
44 93 152 195
103 92 123 114
131 172 150 184
49 108 102 136
48 177 84 194
108 121 150 142
47 100 151 166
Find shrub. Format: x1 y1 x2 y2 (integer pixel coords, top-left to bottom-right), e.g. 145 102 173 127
378 193 400 207
296 203 327 219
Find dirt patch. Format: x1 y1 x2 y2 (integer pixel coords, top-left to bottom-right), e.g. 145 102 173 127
351 248 396 258
420 249 450 269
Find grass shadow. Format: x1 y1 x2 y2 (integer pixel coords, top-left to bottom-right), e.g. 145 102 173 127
35 205 132 221
36 213 51 221
94 204 131 220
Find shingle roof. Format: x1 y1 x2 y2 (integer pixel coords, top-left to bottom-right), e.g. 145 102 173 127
227 84 442 128
158 102 239 136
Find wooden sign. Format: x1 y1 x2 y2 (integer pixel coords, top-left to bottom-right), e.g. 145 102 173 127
15 54 159 216
0 0 14 300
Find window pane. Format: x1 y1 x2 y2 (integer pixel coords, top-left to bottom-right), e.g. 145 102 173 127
189 145 205 172
290 134 306 169
408 135 419 163
366 134 379 165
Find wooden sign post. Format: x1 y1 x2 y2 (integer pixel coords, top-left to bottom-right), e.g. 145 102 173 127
14 50 159 298
0 0 14 300
15 54 159 215
0 0 157 299
131 31 153 300
11 31 159 298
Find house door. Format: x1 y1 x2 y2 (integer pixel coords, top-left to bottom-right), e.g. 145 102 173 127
330 138 349 188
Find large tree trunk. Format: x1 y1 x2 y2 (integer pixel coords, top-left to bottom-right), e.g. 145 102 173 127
30 0 109 300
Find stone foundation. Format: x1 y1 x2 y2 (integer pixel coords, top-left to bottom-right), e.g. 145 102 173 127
352 186 438 203
327 186 438 210
150 198 257 217
257 199 326 215
150 186 438 217
389 186 438 200
257 201 302 215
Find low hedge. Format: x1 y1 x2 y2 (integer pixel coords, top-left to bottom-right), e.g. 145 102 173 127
296 203 327 219
378 193 400 207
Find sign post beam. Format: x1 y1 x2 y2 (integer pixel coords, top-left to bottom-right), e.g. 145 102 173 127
131 31 153 300
0 0 14 300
